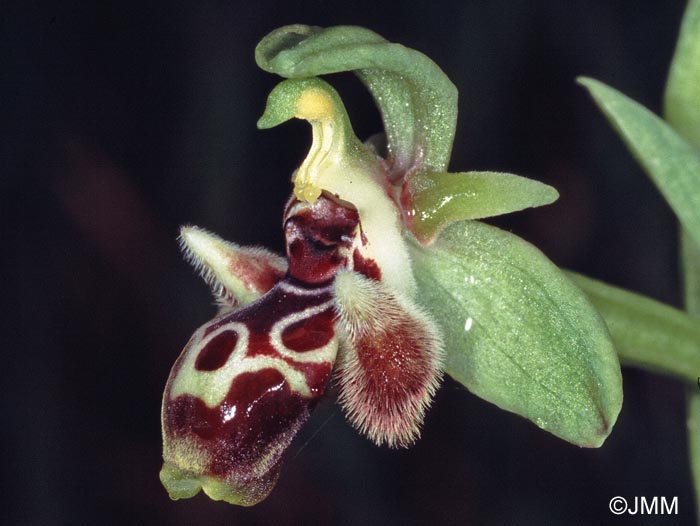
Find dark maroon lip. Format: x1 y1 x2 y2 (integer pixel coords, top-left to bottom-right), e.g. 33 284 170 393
163 263 340 503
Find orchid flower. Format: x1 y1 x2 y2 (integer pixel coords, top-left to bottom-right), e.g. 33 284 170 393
160 25 623 506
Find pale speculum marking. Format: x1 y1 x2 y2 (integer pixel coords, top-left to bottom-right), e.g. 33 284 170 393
167 279 338 408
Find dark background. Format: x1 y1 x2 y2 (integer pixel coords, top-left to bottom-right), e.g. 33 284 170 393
3 0 696 524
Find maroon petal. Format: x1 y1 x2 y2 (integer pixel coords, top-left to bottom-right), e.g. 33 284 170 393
179 225 287 308
333 271 444 448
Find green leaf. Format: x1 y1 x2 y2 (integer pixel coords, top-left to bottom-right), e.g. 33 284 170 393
256 25 458 178
408 171 559 244
409 221 622 447
566 271 700 384
578 77 700 248
664 0 700 148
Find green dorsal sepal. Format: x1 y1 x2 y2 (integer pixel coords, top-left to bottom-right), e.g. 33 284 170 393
256 25 457 180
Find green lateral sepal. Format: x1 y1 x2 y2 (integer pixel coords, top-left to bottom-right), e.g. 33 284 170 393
409 220 623 447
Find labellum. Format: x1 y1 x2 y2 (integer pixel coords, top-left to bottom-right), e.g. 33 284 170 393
160 78 444 505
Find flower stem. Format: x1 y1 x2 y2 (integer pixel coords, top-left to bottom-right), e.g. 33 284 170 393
681 229 700 519
689 388 700 519
666 0 700 506
566 271 700 385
